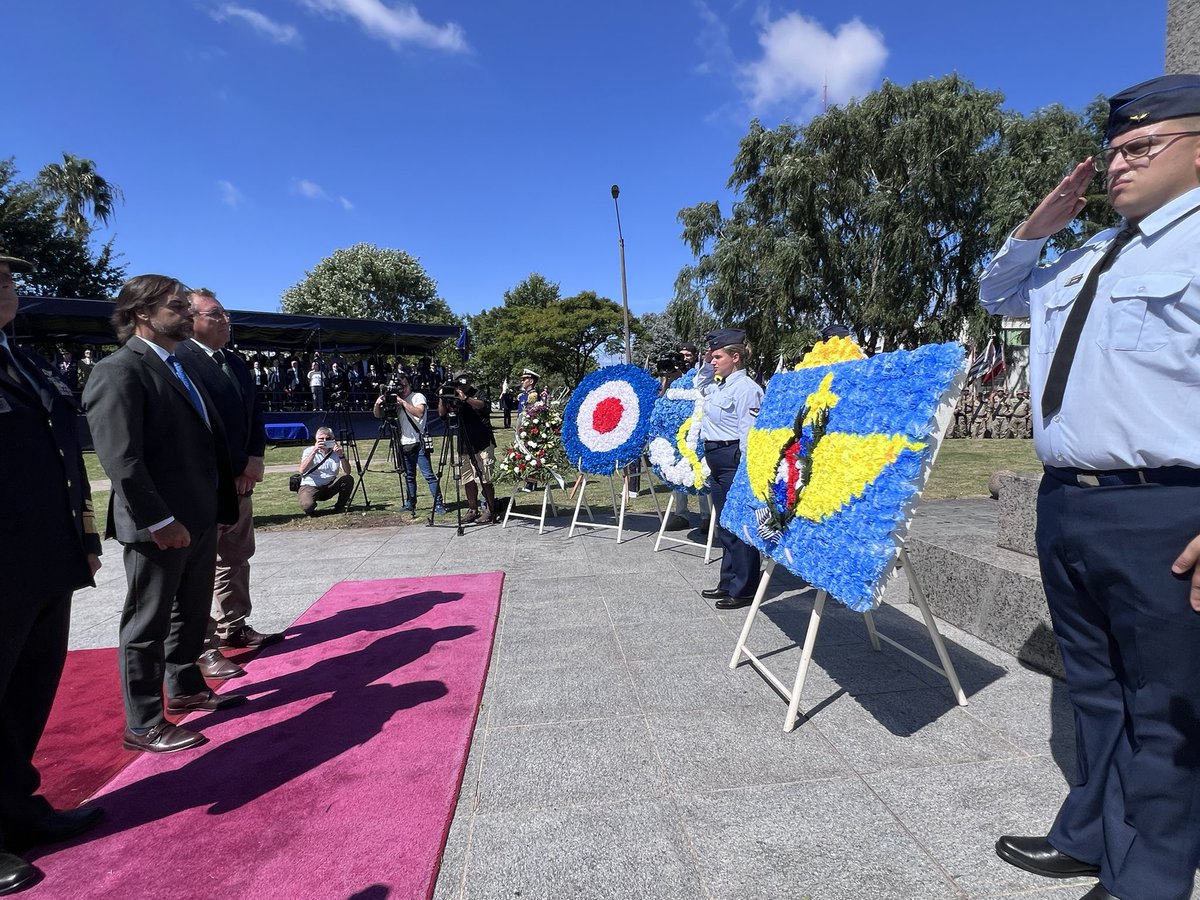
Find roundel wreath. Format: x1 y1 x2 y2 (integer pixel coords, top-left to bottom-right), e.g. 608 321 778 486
561 364 660 475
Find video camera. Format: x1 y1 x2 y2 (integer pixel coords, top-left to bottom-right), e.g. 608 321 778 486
379 378 404 418
438 373 473 414
654 351 686 376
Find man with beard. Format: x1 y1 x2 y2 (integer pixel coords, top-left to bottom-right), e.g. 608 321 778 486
84 275 243 755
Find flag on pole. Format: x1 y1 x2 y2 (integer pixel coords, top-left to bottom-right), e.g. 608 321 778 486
967 338 1005 384
455 326 470 362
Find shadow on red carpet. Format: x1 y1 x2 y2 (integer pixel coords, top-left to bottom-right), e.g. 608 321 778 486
26 572 504 900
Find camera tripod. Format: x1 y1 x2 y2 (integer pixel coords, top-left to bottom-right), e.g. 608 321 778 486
353 414 410 511
430 412 468 535
320 404 375 510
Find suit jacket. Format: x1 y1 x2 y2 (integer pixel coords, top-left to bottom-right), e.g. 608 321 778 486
0 345 102 596
83 336 237 543
176 340 267 476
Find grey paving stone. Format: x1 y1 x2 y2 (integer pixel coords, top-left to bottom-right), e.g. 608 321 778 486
625 651 766 713
460 799 706 900
476 717 669 813
491 623 624 672
615 617 737 662
810 687 1025 775
605 589 718 626
956 670 1078 778
500 574 601 606
496 594 612 637
487 655 641 726
865 756 1082 897
678 778 962 900
646 702 850 793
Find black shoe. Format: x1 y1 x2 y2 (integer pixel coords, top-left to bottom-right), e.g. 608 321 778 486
197 649 245 679
0 854 40 895
994 835 1100 879
122 722 208 753
701 587 729 600
16 806 105 848
167 689 248 713
715 595 754 610
1079 886 1120 899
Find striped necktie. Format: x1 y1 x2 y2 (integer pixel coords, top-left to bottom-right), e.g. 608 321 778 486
166 354 208 422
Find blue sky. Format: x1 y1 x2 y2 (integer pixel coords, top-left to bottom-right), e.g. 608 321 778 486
8 1 1167 322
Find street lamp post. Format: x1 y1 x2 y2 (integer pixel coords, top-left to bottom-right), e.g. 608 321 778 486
611 184 632 364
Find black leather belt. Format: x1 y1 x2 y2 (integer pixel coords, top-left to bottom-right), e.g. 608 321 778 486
704 439 739 451
1043 465 1200 488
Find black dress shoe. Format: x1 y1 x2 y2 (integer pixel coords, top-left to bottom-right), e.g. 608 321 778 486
701 587 729 600
18 805 105 847
0 853 40 896
1080 885 1120 899
167 689 248 713
197 649 245 679
715 595 755 610
122 722 209 753
218 624 284 649
995 835 1100 878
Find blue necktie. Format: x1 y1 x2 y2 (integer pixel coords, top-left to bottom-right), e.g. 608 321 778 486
167 354 207 422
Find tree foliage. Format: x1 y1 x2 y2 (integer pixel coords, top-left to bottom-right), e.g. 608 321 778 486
675 75 1112 361
280 243 455 324
467 274 627 393
38 153 125 237
0 156 127 299
630 311 681 369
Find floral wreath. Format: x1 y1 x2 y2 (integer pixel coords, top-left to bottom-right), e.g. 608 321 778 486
647 371 709 494
723 342 966 612
561 364 660 474
495 398 569 486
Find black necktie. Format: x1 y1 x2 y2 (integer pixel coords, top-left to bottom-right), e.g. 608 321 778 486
1041 226 1137 420
216 350 244 400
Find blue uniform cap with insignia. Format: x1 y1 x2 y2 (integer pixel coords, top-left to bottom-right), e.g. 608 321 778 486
820 323 851 340
1105 74 1200 142
706 328 747 350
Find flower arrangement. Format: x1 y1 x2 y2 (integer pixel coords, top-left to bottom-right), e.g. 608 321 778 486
724 342 966 611
647 371 709 493
561 364 660 475
495 399 569 485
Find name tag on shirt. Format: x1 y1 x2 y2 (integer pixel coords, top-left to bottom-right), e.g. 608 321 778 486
1065 274 1083 286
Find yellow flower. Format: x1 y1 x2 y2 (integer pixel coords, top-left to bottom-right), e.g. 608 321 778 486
795 336 866 369
796 432 925 521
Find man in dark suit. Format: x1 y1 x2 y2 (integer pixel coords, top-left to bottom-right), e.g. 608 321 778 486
83 274 243 756
177 288 282 682
0 247 105 895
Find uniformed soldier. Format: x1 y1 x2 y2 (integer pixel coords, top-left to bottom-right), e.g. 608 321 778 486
980 74 1200 900
0 247 105 895
695 328 763 608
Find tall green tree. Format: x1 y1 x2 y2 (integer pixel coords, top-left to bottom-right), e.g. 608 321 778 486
631 311 681 370
467 273 563 394
675 75 1109 360
38 152 125 237
0 157 126 298
281 243 454 324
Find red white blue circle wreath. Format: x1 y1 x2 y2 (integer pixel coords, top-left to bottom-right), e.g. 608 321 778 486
562 364 660 474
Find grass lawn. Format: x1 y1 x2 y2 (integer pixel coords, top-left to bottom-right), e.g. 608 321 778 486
82 437 1040 533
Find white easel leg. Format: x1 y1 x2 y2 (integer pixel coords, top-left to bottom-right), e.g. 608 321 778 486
784 589 827 732
569 475 589 537
704 508 719 565
654 493 675 551
729 560 774 668
862 609 882 651
899 548 967 706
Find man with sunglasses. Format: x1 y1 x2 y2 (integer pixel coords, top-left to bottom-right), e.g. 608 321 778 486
980 75 1200 900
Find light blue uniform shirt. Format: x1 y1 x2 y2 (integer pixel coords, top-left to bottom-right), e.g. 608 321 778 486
979 186 1200 470
695 365 763 453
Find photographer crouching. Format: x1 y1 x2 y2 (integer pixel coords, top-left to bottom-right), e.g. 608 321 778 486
373 374 445 514
437 372 497 525
297 427 353 515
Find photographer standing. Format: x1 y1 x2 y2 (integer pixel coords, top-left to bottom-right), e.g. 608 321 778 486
373 375 446 514
437 372 497 524
297 427 352 515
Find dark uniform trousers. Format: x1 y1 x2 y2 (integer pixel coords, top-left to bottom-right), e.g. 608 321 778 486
706 442 760 598
1037 474 1200 900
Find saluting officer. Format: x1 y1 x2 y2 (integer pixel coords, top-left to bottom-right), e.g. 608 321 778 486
981 74 1200 900
695 328 763 609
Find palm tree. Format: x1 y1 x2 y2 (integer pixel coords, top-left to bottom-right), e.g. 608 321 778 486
37 153 124 236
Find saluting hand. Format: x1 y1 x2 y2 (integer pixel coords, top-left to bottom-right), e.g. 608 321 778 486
1015 159 1097 241
1171 533 1200 613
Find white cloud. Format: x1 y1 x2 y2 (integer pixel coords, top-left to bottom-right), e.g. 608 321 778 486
210 4 303 46
740 12 887 112
217 179 244 207
292 178 353 211
693 0 734 76
298 0 468 53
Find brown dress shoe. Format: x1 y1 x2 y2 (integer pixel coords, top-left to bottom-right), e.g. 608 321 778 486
217 625 284 649
122 722 208 753
167 690 248 713
197 649 245 679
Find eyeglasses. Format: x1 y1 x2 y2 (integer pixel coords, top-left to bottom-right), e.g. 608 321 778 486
1094 130 1200 172
191 309 229 320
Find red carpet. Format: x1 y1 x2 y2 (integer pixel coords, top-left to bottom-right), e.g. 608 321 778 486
35 647 259 810
25 573 504 900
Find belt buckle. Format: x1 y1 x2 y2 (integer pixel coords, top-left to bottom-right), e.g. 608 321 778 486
1077 473 1100 487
